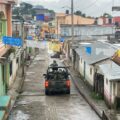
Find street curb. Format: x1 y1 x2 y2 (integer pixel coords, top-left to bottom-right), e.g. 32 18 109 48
71 73 102 119
9 58 35 115
9 76 25 115
63 61 102 119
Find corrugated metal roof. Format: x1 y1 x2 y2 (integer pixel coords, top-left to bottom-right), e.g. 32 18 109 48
75 41 116 64
99 61 120 81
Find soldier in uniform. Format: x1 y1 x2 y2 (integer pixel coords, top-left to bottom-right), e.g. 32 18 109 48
50 60 58 71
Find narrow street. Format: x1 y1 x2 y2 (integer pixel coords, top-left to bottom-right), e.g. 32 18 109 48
9 42 100 120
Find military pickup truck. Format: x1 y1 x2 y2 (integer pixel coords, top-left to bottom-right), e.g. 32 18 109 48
43 66 70 95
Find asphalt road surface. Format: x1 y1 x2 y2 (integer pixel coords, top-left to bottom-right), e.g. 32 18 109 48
9 41 101 120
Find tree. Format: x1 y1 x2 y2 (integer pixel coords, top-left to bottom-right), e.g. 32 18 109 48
74 10 82 16
12 2 36 16
103 13 112 18
82 13 86 17
48 10 55 13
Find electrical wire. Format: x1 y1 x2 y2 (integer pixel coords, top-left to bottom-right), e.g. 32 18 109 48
80 0 99 11
87 1 112 17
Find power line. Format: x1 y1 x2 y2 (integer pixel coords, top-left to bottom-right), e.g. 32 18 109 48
80 0 99 11
88 1 112 16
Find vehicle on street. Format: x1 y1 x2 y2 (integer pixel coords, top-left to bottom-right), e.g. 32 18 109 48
43 66 70 95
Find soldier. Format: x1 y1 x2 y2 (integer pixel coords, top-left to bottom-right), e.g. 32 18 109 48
50 60 58 71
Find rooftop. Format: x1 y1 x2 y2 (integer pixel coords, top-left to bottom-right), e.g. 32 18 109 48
75 41 117 65
99 61 120 81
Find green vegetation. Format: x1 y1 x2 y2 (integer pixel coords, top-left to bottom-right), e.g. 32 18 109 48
91 92 103 100
12 2 36 17
74 10 86 17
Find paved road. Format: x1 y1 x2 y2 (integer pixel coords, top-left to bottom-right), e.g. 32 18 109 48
9 41 101 120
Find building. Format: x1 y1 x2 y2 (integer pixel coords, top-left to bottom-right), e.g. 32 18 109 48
63 38 120 108
73 42 116 86
113 17 120 26
55 13 95 37
0 0 18 95
61 25 115 37
33 5 55 22
97 61 120 109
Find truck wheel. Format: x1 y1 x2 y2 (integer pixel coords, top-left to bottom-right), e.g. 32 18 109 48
45 89 49 95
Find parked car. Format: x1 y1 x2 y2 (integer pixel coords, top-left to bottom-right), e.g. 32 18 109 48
43 66 70 95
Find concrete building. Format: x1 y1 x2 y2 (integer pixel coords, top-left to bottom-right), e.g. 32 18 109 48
97 61 120 109
61 24 115 37
0 0 18 95
73 42 116 86
55 13 95 37
33 5 55 22
63 39 120 108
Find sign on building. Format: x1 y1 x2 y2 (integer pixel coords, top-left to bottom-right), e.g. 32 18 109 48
2 36 23 47
86 46 92 55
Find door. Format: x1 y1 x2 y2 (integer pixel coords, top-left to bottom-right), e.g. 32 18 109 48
94 73 104 98
84 61 86 80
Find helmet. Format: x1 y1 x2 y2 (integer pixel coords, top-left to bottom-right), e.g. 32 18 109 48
53 60 57 63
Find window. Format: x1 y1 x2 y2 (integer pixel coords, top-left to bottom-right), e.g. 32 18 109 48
90 68 92 75
10 61 12 76
106 79 108 85
16 58 19 64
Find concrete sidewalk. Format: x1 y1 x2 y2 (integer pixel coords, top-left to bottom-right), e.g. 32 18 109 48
64 60 117 120
8 67 25 111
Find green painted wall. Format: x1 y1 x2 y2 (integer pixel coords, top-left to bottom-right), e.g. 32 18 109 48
2 20 7 36
0 65 4 96
0 20 7 40
0 63 9 96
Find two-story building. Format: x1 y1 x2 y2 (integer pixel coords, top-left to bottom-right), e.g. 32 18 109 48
0 0 17 95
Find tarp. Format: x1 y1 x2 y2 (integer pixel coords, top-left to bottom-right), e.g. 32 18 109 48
26 40 45 49
36 14 44 21
49 42 62 52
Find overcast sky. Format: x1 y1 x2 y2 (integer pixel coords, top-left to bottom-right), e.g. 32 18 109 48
20 0 120 17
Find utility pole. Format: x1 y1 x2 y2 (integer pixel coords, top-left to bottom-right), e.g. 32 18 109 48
71 0 74 41
57 17 59 39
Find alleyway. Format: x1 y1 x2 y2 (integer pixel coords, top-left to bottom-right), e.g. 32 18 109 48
9 42 100 120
